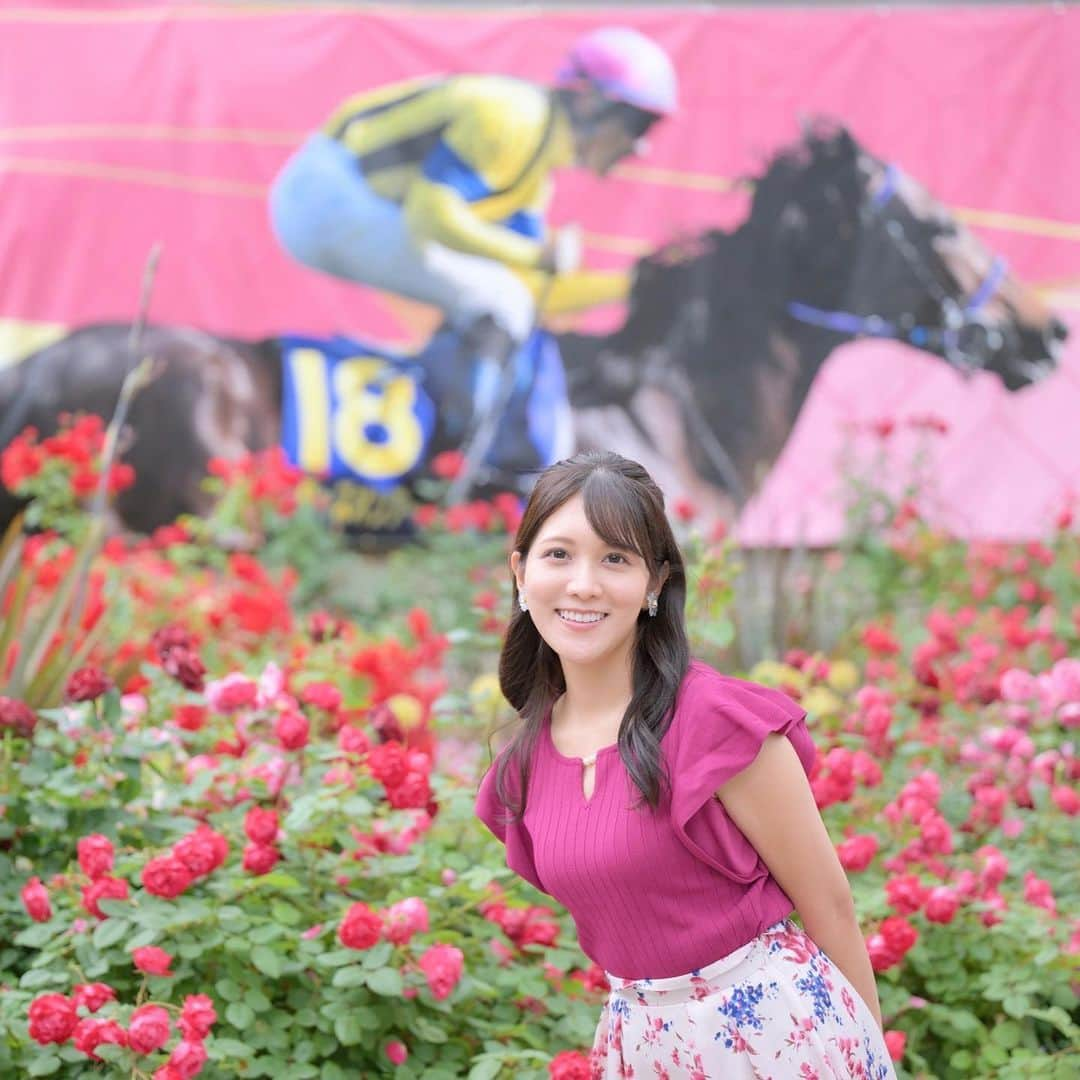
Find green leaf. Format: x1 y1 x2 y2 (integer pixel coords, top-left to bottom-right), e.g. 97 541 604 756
271 901 302 926
215 978 243 1002
366 967 404 996
467 1058 504 1080
92 918 131 950
330 966 368 989
251 944 283 979
210 1037 253 1060
333 1013 365 1046
20 969 66 990
226 1002 256 1029
243 988 273 1013
26 1055 62 1076
991 1020 1023 1049
412 1016 448 1043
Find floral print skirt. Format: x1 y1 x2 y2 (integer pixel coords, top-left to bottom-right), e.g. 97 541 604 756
590 918 897 1080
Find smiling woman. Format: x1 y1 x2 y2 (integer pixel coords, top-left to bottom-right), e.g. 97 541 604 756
475 450 897 1079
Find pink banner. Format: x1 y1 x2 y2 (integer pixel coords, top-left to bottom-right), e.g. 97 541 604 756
1 3 1078 542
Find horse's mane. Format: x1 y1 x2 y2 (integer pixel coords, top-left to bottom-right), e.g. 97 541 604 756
609 121 863 361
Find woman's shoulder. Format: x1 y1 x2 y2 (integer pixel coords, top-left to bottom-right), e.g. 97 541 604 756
675 659 806 722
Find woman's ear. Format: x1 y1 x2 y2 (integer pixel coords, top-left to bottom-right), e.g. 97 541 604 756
654 560 671 594
509 550 524 591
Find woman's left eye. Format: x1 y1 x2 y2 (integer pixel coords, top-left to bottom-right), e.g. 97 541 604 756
604 553 628 565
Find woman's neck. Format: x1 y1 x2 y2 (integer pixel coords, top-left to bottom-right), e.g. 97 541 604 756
557 652 634 726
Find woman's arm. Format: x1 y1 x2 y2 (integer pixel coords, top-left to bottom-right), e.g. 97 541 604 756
716 732 884 1030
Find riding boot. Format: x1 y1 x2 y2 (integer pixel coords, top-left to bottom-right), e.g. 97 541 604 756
444 315 522 503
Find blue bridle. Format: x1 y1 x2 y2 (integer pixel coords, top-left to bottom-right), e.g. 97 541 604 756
786 163 1008 364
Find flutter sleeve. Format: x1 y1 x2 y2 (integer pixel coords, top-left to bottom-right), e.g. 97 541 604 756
475 752 548 895
670 670 817 884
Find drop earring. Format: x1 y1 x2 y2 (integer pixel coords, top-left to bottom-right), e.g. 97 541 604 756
518 590 529 613
647 592 658 617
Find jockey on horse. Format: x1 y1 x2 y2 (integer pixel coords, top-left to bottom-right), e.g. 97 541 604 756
267 26 678 497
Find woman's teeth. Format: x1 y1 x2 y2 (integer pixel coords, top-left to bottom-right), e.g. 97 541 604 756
557 611 607 624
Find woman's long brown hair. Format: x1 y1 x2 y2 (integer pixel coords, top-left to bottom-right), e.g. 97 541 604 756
488 451 690 825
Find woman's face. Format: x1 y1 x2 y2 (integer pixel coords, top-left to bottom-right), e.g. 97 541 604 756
511 493 656 673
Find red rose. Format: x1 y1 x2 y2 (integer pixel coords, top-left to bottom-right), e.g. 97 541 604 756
72 1017 128 1061
367 742 408 788
884 874 928 916
173 825 227 878
879 916 919 957
141 854 194 898
548 1050 591 1080
27 993 78 1045
167 1038 209 1079
338 725 370 756
81 876 129 920
65 666 114 703
151 624 194 659
133 945 174 975
242 843 281 876
73 983 117 1013
173 705 208 732
21 876 52 922
127 1004 171 1055
865 933 898 972
163 646 206 692
884 1029 907 1062
300 681 342 712
178 994 217 1041
77 834 115 880
338 902 383 950
244 807 279 846
431 449 464 479
0 696 37 738
386 772 431 810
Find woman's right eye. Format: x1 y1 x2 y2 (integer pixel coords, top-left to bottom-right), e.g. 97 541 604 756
543 548 568 559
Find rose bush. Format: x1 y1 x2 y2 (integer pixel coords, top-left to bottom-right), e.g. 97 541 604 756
2 414 1078 1078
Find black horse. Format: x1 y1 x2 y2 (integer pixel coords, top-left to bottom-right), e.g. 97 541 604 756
562 123 1066 521
0 123 1066 535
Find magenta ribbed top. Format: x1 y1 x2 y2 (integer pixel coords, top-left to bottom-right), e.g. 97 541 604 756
474 660 816 979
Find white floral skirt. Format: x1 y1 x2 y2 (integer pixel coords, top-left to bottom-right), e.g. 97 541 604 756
590 918 897 1080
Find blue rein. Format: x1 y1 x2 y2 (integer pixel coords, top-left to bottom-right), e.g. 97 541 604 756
785 162 1007 353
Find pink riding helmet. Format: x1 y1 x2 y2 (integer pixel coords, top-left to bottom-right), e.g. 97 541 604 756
555 26 678 118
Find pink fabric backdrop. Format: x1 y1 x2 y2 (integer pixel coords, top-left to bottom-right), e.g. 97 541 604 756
1 3 1078 542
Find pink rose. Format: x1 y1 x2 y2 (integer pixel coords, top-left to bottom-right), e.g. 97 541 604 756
880 916 918 957
173 825 228 878
72 1017 128 1060
205 672 259 713
836 834 878 872
338 902 383 950
386 772 431 810
999 667 1038 702
885 874 927 915
142 854 195 898
127 1004 172 1055
884 1029 907 1062
924 887 960 925
167 1038 209 1078
21 876 52 922
0 695 37 737
385 1040 409 1065
244 807 280 846
81 876 129 920
178 994 217 1041
383 897 430 945
133 945 174 976
418 943 464 1001
27 994 78 1045
73 983 117 1014
274 710 310 751
242 843 281 876
77 834 115 880
548 1050 591 1080
300 681 342 712
366 742 408 788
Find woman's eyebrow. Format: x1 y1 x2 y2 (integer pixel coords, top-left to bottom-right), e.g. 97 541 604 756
536 535 578 545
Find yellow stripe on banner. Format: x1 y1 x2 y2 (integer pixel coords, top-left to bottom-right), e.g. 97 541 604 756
0 156 264 198
954 207 1080 244
0 124 301 147
613 163 749 196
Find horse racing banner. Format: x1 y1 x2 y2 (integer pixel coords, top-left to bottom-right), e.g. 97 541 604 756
1 3 1077 543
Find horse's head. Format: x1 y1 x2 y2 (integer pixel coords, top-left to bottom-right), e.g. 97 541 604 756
755 122 1066 391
